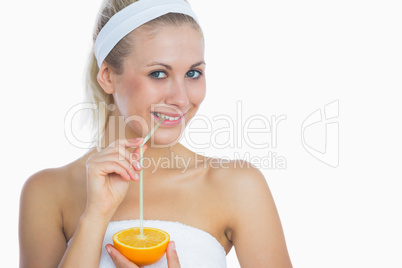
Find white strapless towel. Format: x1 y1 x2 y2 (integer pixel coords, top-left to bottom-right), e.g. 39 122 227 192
97 220 227 268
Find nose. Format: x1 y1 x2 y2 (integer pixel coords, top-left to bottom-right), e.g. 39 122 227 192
165 78 189 108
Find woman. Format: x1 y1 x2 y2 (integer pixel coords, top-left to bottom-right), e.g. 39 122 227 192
19 0 292 267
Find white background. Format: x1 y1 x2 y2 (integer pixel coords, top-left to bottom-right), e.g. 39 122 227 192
1 0 401 267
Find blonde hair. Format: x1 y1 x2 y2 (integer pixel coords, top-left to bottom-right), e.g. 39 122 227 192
85 0 201 149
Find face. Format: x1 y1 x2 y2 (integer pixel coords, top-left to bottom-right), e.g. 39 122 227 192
109 24 206 146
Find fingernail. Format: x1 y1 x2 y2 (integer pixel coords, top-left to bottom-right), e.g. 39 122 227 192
170 241 176 251
135 162 142 170
106 245 111 255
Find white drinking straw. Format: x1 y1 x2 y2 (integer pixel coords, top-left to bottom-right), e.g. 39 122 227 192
139 119 165 238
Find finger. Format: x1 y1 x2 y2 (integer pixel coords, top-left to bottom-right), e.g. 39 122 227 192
116 139 142 159
90 138 143 161
114 140 145 173
109 138 144 149
103 138 143 161
166 241 181 268
89 150 141 171
101 139 147 179
133 144 147 155
110 138 147 159
89 161 132 181
106 244 139 268
129 144 147 165
89 152 140 180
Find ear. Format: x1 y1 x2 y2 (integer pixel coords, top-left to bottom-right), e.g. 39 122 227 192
97 62 115 94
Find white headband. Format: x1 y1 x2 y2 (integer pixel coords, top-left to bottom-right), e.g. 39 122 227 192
94 0 200 68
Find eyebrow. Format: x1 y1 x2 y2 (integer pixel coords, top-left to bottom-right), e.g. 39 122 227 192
145 61 206 70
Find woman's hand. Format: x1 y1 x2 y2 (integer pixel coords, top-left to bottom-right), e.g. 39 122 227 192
85 138 145 219
106 241 181 268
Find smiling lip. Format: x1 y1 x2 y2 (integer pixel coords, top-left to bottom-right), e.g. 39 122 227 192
151 112 186 127
153 112 182 117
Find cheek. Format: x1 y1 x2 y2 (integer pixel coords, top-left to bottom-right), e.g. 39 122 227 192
122 77 142 99
115 77 152 115
188 81 206 106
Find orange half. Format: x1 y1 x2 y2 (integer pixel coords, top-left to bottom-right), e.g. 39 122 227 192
112 227 170 266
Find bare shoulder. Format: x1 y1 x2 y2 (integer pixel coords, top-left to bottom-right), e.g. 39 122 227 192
22 168 65 204
205 158 274 230
21 164 76 202
20 158 87 220
23 166 68 187
207 158 292 267
21 153 87 198
20 164 78 228
19 160 86 267
206 158 270 196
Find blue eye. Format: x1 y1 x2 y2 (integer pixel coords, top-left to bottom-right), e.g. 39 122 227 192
150 71 167 79
186 70 201 78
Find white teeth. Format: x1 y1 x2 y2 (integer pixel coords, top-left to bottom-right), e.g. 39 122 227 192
154 112 180 121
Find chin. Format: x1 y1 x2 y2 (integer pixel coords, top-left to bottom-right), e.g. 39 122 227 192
149 128 184 148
